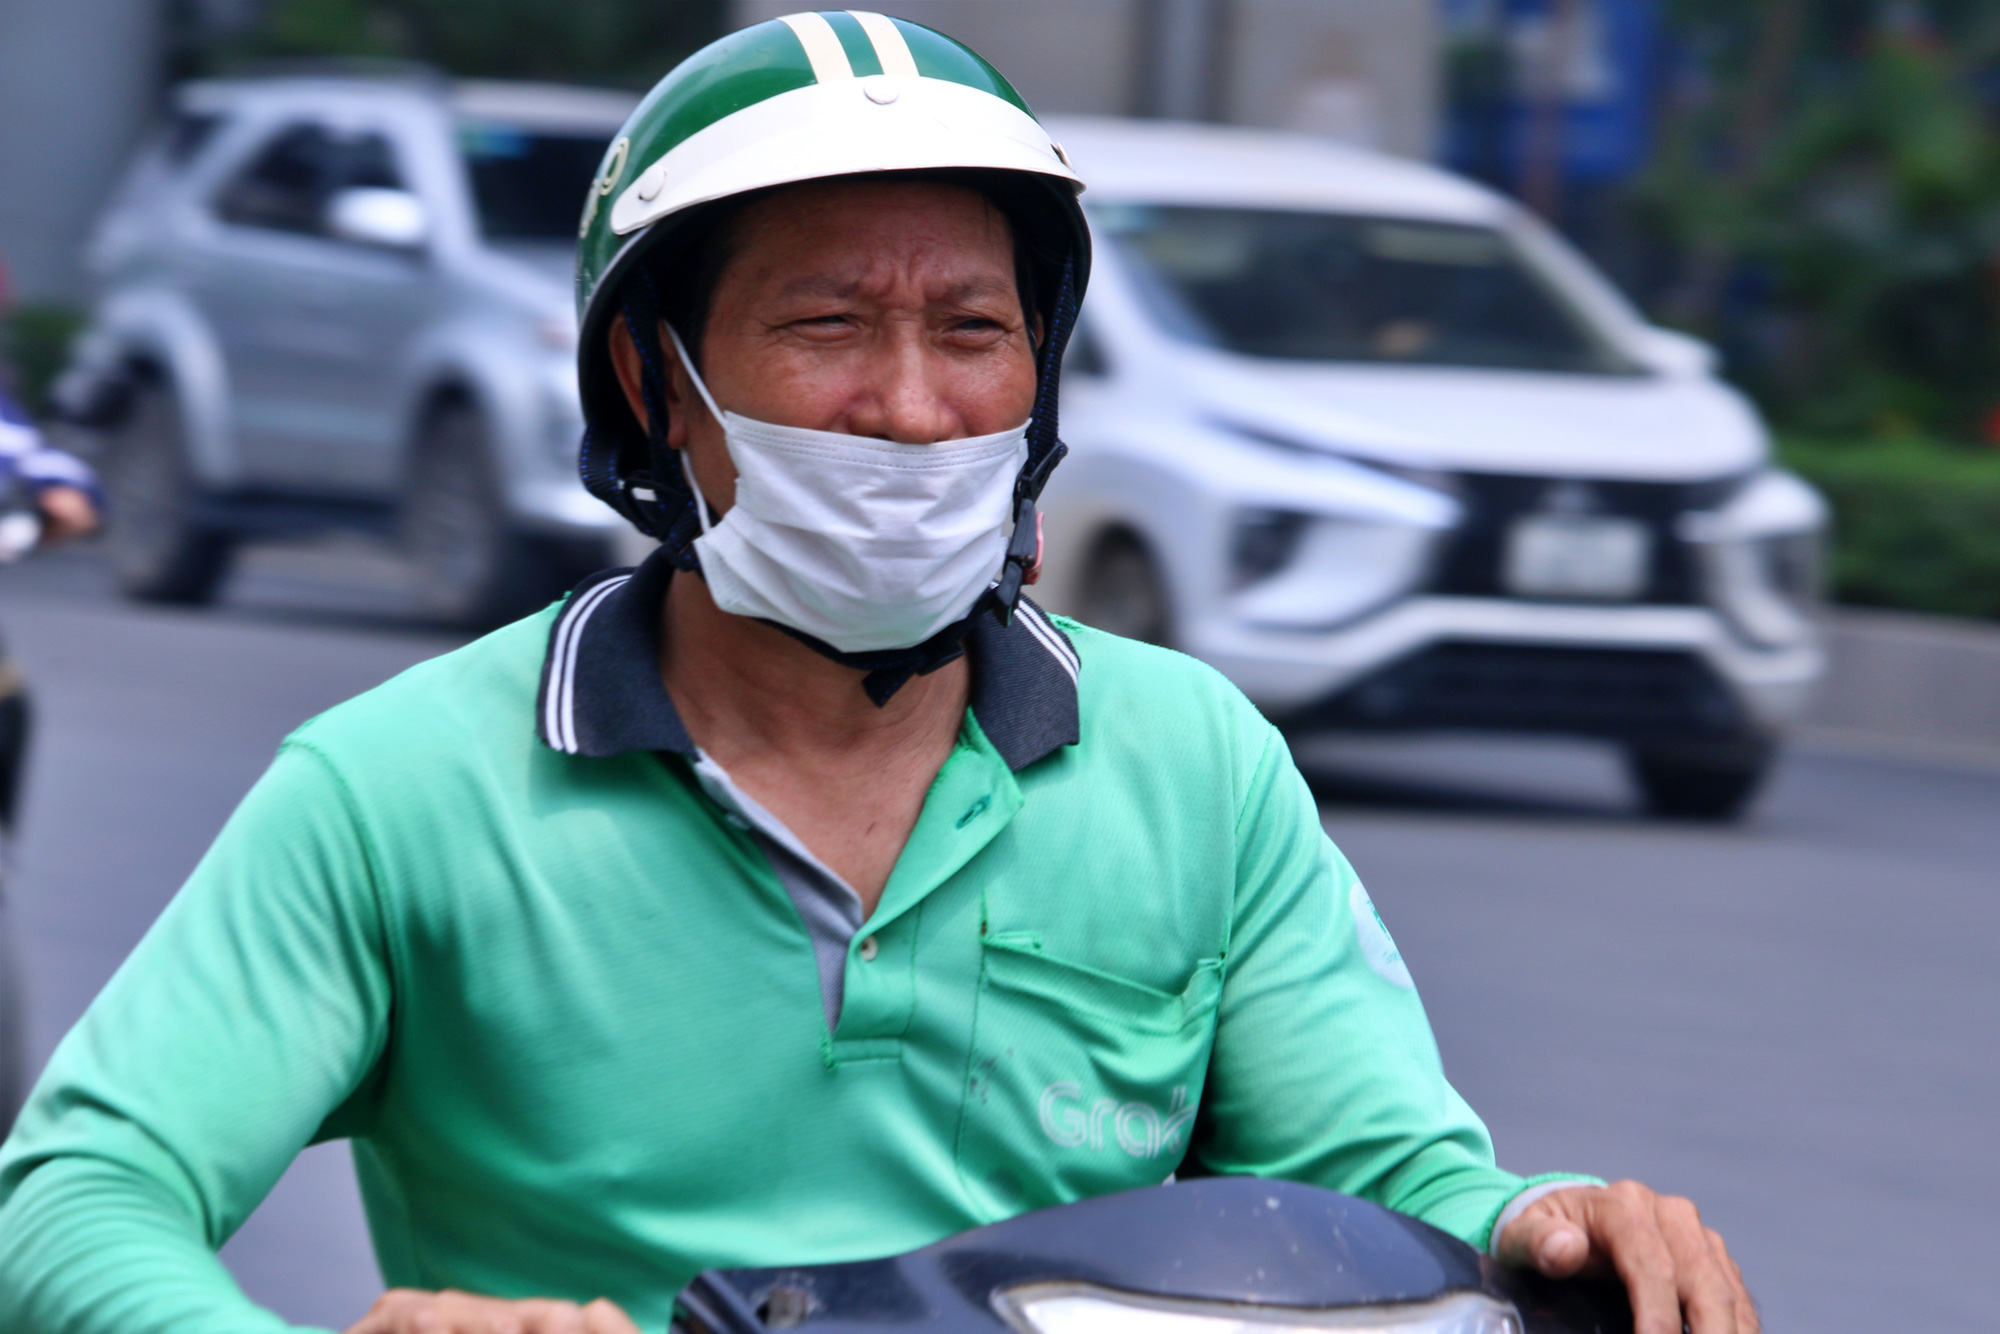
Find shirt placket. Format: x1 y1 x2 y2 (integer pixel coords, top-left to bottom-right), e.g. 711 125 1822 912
686 753 865 1027
827 719 1021 1065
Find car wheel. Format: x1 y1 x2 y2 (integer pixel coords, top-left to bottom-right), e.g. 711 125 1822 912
1074 531 1171 645
101 378 234 604
403 401 578 630
1626 736 1776 820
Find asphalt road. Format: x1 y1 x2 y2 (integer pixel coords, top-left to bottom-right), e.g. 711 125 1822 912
2 541 1993 1333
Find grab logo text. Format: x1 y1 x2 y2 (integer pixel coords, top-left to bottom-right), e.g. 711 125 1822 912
1037 1082 1196 1158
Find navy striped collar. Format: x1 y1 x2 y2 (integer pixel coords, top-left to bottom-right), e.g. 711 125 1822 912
536 546 1079 771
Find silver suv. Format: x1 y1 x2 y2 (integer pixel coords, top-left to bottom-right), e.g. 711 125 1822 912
60 73 636 625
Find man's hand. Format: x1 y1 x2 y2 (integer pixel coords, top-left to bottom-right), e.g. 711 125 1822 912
35 485 99 543
346 1289 644 1334
1496 1181 1757 1334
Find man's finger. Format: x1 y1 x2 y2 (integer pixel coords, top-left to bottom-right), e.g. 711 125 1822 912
1654 1195 1734 1334
346 1288 426 1334
487 1296 537 1334
514 1298 587 1334
1595 1183 1682 1334
1707 1228 1760 1334
344 1291 621 1334
581 1298 646 1334
1493 1197 1592 1277
416 1289 491 1333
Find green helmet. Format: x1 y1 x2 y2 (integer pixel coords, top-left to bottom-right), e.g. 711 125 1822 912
574 10 1092 587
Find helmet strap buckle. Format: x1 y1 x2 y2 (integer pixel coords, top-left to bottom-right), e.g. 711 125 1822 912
992 497 1041 626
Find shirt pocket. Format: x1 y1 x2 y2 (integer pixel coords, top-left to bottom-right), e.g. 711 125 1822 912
953 932 1223 1221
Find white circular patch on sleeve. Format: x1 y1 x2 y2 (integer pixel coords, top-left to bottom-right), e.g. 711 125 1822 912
1350 881 1414 988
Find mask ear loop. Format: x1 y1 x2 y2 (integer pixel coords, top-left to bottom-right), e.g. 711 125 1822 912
662 323 725 536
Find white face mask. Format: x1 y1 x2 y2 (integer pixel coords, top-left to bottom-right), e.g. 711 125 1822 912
664 326 1030 654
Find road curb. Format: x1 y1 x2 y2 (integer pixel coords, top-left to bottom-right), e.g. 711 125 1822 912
1805 607 2000 771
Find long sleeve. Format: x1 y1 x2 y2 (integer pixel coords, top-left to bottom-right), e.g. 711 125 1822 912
1194 728 1527 1249
0 741 393 1334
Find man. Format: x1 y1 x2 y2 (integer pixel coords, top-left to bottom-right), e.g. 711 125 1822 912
0 15 1753 1334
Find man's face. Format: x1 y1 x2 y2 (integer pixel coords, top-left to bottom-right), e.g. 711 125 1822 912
614 179 1039 515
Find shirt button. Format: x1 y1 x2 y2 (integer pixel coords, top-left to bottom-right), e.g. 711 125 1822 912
858 934 879 962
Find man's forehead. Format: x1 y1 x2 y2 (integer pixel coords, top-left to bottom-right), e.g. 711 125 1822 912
769 270 1017 305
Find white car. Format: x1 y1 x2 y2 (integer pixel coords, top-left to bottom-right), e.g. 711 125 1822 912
61 74 635 625
1037 118 1826 819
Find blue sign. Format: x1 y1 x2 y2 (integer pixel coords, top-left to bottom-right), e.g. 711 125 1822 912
1442 0 1660 183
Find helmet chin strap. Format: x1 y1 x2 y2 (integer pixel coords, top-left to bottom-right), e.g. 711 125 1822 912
616 276 706 567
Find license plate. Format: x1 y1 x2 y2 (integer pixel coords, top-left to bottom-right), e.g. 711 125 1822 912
1502 515 1650 600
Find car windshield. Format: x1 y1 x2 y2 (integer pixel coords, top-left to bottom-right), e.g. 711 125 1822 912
1094 203 1636 375
458 120 614 243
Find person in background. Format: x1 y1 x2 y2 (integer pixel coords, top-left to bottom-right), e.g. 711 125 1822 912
0 391 101 545
0 255 102 545
0 250 103 1130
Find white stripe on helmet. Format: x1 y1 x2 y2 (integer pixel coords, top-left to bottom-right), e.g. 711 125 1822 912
849 11 920 77
778 12 855 83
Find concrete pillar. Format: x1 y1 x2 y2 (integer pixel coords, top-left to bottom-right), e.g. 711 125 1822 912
0 0 163 302
1142 0 1223 120
1213 0 1439 160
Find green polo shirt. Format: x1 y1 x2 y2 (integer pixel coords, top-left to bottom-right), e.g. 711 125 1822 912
0 553 1548 1333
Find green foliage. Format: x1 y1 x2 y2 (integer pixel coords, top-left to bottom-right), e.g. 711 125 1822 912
1781 435 2000 620
1644 6 2000 622
1639 4 2000 439
0 304 85 419
195 0 723 88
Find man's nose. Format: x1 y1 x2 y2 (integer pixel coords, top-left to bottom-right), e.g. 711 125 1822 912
856 333 960 444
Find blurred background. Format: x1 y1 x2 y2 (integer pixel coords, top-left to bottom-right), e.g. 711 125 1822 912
0 2 1996 1332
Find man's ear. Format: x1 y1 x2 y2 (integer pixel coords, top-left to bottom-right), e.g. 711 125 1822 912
654 319 698 441
609 314 651 435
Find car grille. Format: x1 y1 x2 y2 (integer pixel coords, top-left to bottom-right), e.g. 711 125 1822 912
1291 642 1747 740
1429 472 1743 604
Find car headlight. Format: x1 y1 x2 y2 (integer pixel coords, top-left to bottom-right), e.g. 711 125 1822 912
1680 469 1827 649
1214 428 1457 630
1231 509 1312 587
1752 527 1823 603
1229 507 1442 629
994 1285 1521 1334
